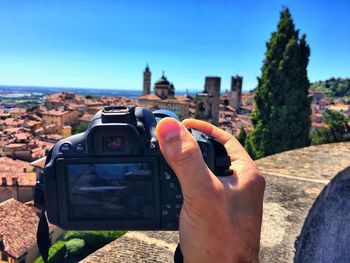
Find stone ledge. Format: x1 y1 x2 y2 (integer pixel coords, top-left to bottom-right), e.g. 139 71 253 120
255 142 350 181
81 232 178 263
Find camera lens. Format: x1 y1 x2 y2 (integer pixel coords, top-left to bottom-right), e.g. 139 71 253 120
105 136 124 151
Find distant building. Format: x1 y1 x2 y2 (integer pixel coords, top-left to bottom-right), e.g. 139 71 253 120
229 76 243 110
158 97 190 118
138 67 191 118
2 143 39 162
220 76 243 111
153 72 175 99
42 109 80 136
326 104 350 115
241 92 253 106
9 108 27 118
78 113 94 125
0 157 36 203
195 90 213 120
143 64 151 95
311 113 323 123
195 76 221 125
309 90 325 105
44 92 84 109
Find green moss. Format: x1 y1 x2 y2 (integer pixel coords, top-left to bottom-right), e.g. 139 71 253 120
34 240 66 263
65 238 86 255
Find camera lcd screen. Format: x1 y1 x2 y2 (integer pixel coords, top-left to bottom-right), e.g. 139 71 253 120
67 163 154 221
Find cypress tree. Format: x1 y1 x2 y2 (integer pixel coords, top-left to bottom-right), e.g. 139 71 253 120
247 7 311 158
236 126 247 146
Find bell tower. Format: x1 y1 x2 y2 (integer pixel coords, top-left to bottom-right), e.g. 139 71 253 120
230 75 243 110
204 76 221 126
143 64 151 95
194 76 221 125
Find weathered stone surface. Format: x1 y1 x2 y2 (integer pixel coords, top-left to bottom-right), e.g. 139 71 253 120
258 142 350 262
81 232 178 263
82 142 350 263
259 170 325 262
255 142 350 181
295 167 350 263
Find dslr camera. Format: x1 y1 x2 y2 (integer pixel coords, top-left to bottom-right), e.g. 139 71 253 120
35 106 231 230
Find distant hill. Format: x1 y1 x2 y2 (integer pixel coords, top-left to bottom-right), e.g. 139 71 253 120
310 78 350 97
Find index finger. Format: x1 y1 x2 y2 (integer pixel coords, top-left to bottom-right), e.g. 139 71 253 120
182 118 253 162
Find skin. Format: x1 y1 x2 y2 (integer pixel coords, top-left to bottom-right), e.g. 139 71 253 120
156 118 265 263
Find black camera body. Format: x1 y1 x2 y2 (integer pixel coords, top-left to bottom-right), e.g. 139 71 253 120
35 106 231 230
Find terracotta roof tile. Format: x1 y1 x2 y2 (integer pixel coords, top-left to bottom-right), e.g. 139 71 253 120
79 113 94 122
3 127 21 134
25 120 42 127
15 133 31 141
0 157 36 186
42 109 70 116
0 199 40 258
0 199 56 259
312 122 329 128
4 143 27 149
174 95 192 102
10 108 27 113
138 94 162 101
4 118 15 126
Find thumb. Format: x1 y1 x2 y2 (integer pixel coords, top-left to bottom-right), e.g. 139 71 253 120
156 117 213 194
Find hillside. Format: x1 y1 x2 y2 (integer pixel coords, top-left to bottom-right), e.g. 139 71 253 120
310 78 350 97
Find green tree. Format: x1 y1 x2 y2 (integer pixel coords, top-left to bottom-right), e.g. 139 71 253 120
248 7 311 158
175 111 183 120
84 94 96 99
244 134 256 160
236 126 247 146
73 123 88 134
310 127 331 145
311 110 350 145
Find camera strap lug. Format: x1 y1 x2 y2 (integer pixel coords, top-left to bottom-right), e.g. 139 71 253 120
35 171 50 263
34 181 45 210
174 244 183 263
37 211 50 263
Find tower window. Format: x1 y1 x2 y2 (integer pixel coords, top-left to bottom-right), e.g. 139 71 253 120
198 102 206 112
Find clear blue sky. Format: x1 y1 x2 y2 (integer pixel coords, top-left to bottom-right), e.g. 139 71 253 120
0 0 349 92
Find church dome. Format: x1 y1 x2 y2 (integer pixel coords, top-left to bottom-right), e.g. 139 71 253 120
155 74 170 86
155 77 170 86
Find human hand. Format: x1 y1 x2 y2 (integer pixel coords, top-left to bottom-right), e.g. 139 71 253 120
156 118 265 263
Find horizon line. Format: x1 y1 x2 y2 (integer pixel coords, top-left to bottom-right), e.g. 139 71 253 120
0 84 253 93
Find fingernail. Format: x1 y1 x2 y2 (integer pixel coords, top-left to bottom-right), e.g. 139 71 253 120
156 119 181 142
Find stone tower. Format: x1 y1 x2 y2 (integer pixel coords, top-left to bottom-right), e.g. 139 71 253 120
204 76 221 126
194 77 220 125
194 90 213 121
143 64 151 95
229 75 243 110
